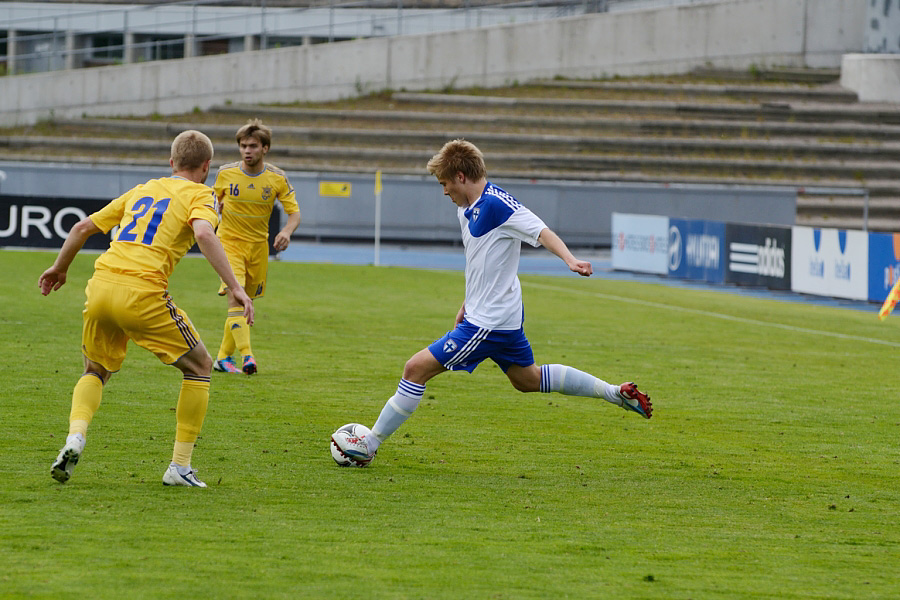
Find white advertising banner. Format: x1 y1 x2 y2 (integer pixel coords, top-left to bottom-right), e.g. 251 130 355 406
790 226 868 300
611 213 669 275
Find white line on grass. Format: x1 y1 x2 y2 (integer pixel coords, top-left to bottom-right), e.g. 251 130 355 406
525 282 900 349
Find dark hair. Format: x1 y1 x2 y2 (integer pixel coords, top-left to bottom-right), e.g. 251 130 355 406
235 118 272 148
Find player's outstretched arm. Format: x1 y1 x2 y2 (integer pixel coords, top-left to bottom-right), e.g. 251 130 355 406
537 228 592 277
39 217 102 295
192 219 255 326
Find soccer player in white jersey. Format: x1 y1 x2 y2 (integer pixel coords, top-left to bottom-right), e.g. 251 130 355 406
335 139 652 464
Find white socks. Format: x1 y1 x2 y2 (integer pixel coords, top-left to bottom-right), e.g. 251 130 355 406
539 364 621 405
369 379 425 452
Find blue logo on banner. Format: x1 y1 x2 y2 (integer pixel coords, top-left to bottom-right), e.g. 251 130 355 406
667 218 725 283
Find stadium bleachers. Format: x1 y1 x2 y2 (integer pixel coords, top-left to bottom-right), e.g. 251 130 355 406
5 66 899 231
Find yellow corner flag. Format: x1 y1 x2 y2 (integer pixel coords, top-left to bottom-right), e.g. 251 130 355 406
375 170 382 195
879 278 900 320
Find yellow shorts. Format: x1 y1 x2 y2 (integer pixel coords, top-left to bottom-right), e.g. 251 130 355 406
81 277 202 372
218 237 268 299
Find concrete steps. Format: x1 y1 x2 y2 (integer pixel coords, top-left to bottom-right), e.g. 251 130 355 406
6 69 900 232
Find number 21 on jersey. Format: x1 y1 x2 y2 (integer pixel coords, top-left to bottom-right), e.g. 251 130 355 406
117 196 171 245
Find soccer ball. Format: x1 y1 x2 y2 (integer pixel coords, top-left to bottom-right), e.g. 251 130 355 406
330 423 375 467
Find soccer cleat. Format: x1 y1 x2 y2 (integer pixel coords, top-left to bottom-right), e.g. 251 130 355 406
213 356 241 374
241 355 257 375
618 382 652 419
51 434 85 483
162 463 207 488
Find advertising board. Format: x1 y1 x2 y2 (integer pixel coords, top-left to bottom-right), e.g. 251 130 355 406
867 232 900 303
790 226 868 300
724 223 791 290
0 195 110 250
611 213 668 275
667 218 725 283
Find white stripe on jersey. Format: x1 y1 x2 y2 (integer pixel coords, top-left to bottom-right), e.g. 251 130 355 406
445 327 490 368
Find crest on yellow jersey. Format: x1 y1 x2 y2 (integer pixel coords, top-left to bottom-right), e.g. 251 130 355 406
261 186 273 201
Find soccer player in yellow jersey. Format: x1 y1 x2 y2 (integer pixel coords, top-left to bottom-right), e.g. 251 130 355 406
212 119 301 375
39 130 254 488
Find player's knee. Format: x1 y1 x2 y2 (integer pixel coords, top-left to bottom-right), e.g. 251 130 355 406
83 362 111 384
195 351 213 376
510 378 539 393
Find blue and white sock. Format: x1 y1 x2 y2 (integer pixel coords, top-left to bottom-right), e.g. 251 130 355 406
369 379 426 452
540 364 620 405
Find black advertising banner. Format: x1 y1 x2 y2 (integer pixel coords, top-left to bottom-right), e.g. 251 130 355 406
725 223 792 290
0 195 111 250
0 195 281 254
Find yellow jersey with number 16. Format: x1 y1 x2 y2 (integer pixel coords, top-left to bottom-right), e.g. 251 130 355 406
88 176 219 290
213 162 299 244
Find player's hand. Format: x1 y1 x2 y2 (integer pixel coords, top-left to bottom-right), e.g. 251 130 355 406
38 268 66 295
569 260 592 277
234 289 255 326
273 232 290 253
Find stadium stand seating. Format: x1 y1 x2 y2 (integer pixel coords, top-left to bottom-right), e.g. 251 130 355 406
6 66 899 231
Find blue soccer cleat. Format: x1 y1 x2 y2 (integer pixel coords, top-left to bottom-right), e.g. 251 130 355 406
213 356 241 374
241 355 257 375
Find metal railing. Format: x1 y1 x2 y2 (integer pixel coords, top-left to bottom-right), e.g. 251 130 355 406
0 0 719 75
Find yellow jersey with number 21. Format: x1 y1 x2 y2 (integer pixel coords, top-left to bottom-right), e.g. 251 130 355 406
89 176 219 290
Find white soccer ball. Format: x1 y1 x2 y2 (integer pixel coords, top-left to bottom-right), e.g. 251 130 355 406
330 423 375 467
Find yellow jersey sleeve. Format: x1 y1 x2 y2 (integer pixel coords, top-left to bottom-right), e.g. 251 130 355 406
214 162 298 243
91 177 218 289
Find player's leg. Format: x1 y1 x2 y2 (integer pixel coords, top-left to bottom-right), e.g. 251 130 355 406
366 349 446 452
165 341 213 487
228 240 268 375
52 279 126 483
51 360 111 483
214 240 246 374
506 363 652 419
225 289 255 374
501 327 652 419
213 288 243 374
127 291 211 486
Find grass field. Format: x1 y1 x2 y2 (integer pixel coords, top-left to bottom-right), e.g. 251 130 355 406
3 248 899 599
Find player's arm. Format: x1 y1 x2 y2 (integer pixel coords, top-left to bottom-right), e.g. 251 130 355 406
192 218 255 326
38 216 102 295
455 301 466 326
273 210 301 253
537 227 592 277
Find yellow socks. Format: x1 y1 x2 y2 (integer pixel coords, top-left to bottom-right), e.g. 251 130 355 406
228 310 253 358
218 309 252 359
69 373 104 436
173 376 210 467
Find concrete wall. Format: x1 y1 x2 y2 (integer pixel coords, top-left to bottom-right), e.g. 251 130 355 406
841 53 900 103
0 161 797 247
0 0 866 126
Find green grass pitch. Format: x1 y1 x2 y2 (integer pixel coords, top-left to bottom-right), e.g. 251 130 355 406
2 248 899 599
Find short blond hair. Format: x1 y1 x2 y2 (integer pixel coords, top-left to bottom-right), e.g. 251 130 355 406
235 118 272 148
171 130 214 171
426 139 486 181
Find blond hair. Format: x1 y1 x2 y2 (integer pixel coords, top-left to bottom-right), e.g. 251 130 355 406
426 139 486 181
235 118 272 148
170 130 214 171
